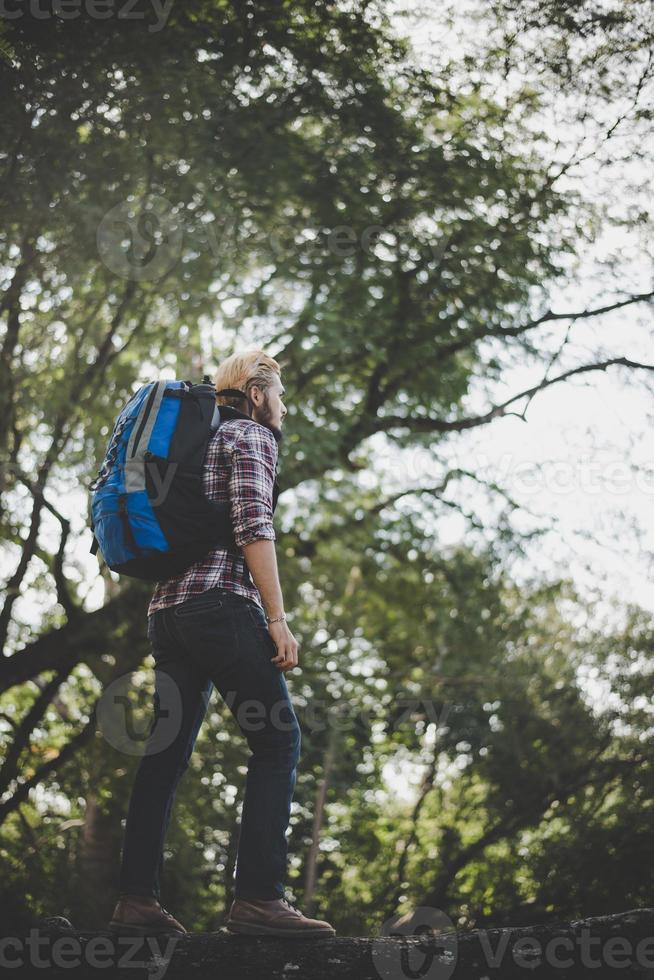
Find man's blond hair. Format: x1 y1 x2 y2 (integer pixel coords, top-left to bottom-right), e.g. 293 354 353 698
213 349 281 411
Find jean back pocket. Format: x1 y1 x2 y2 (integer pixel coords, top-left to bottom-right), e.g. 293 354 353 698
173 589 226 618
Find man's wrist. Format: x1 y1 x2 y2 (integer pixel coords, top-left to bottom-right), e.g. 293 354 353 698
266 611 286 624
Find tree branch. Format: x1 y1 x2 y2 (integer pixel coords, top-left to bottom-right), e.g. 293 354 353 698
0 583 150 692
0 670 68 796
0 709 97 828
379 290 654 411
370 357 654 436
0 279 139 656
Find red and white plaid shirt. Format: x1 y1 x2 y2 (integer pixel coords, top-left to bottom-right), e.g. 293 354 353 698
148 416 278 616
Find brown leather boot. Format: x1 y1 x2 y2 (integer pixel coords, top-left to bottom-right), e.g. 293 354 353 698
226 897 335 937
107 894 188 937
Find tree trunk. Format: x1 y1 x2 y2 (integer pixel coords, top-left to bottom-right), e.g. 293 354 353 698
75 791 123 930
303 726 338 914
26 908 654 979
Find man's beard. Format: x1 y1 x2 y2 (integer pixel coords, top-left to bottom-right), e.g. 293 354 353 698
253 396 284 444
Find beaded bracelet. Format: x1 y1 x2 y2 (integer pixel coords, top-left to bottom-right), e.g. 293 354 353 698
266 612 286 624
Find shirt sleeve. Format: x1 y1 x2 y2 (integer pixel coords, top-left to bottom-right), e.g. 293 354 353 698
229 424 278 548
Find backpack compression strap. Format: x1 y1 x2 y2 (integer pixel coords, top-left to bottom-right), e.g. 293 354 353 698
215 387 256 418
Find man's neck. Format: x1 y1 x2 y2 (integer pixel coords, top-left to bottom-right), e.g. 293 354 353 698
216 404 283 443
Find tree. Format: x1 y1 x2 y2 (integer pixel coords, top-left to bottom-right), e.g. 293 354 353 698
1 0 653 933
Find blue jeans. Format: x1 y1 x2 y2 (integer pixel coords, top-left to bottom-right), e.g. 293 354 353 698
117 586 301 902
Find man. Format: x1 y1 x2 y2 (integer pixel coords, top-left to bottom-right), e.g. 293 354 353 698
108 350 335 938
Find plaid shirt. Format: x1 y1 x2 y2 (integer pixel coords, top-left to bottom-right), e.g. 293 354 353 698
148 416 278 616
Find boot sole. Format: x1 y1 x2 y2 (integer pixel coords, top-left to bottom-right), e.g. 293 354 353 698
225 919 335 938
107 922 188 938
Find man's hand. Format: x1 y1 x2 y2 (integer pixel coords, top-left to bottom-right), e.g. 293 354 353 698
268 619 299 671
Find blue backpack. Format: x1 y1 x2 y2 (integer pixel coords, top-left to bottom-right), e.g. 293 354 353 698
88 377 279 581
